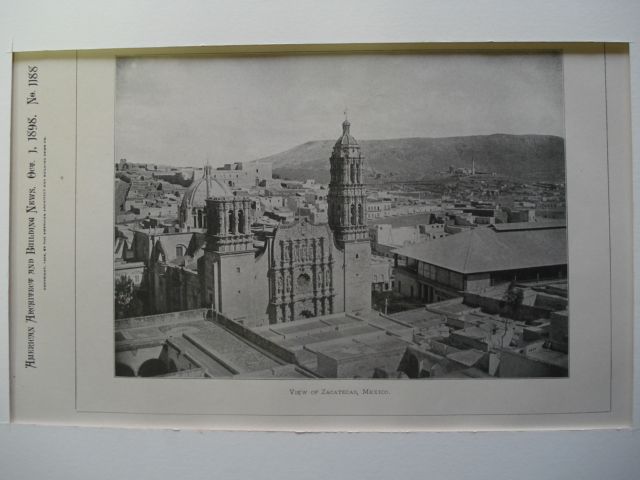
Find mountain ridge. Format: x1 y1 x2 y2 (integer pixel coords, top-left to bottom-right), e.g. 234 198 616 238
251 133 565 183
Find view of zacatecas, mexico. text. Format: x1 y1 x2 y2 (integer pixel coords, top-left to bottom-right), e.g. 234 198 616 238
9 47 632 430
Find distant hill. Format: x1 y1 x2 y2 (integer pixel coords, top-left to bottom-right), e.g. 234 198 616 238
252 134 565 183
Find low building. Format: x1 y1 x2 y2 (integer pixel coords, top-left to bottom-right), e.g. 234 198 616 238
211 161 272 188
115 259 145 283
418 223 446 240
392 221 567 303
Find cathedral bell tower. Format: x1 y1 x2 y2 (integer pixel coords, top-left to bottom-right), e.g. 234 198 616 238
204 195 253 254
199 194 256 322
328 117 368 244
328 117 371 314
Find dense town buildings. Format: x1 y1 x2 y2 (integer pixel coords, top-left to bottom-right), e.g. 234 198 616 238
114 119 568 379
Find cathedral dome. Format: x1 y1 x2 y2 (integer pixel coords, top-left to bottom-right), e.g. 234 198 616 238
181 167 233 210
334 119 359 149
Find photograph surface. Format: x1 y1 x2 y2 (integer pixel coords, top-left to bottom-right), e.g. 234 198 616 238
113 53 568 380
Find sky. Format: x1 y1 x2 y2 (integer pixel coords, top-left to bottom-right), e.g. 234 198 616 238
115 53 564 168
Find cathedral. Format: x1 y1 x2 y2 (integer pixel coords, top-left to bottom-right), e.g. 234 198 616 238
197 118 371 326
147 118 372 327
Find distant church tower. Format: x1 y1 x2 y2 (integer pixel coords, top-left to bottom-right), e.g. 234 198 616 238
328 117 368 244
204 196 253 253
328 117 371 314
199 194 256 321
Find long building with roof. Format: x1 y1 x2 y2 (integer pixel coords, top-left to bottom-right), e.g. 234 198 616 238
392 221 567 303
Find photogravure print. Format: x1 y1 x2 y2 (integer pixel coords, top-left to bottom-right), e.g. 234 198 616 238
113 53 568 381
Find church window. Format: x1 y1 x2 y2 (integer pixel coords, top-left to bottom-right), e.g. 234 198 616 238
350 204 356 225
358 204 363 224
228 210 235 234
238 210 245 234
350 163 356 183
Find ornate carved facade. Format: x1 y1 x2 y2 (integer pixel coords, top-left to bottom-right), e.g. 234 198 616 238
269 223 336 323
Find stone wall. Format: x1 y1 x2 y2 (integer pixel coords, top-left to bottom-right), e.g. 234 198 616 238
213 314 298 364
115 308 208 330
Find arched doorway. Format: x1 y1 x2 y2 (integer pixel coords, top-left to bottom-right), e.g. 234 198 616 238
115 362 135 377
138 358 169 377
296 273 311 291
